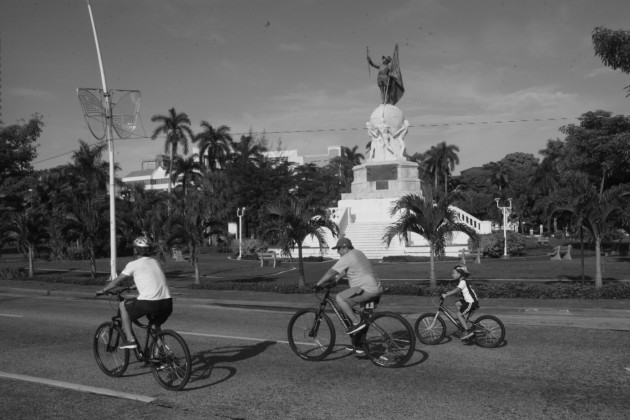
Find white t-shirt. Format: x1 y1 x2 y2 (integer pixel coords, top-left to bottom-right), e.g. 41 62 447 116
457 279 478 303
332 249 382 294
121 257 171 301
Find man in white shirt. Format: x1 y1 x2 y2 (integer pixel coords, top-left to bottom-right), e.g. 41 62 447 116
100 237 172 349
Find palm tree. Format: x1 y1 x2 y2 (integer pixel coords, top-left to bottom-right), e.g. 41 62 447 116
69 140 112 192
342 145 365 167
2 208 47 279
554 177 630 288
195 122 233 172
150 108 194 198
169 155 204 197
383 186 478 287
264 194 339 289
485 161 512 192
231 134 265 166
167 189 222 285
424 142 460 195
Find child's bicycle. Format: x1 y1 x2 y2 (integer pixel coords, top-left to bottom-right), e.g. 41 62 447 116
414 296 505 347
287 282 415 368
94 286 192 391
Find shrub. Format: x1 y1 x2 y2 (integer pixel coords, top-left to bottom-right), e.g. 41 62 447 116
65 246 90 261
479 231 525 258
0 265 26 279
230 238 269 257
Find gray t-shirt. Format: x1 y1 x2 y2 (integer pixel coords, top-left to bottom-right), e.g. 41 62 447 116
332 249 382 294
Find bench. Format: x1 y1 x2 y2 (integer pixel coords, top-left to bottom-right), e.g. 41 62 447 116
459 248 481 264
172 248 189 262
549 245 572 260
537 237 549 245
258 251 278 267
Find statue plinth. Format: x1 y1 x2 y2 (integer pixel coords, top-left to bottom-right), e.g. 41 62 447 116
341 159 421 200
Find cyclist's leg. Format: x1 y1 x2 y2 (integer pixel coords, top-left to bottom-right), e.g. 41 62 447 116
455 299 469 330
120 299 136 341
336 287 379 323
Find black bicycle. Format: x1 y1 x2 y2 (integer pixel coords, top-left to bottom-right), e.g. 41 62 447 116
414 296 505 348
94 287 192 391
287 282 415 368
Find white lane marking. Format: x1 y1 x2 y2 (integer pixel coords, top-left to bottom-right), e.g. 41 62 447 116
180 331 289 345
0 314 23 318
0 371 154 403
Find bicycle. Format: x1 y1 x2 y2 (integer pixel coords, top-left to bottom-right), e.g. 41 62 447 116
414 296 505 348
287 282 415 368
94 287 192 391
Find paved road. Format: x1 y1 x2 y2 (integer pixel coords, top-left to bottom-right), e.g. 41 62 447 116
1 291 629 419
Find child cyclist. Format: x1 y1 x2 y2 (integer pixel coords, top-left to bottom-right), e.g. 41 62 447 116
441 264 479 340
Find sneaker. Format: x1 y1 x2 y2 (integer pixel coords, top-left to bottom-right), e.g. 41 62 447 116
347 321 367 335
119 339 137 349
460 329 474 340
344 345 365 355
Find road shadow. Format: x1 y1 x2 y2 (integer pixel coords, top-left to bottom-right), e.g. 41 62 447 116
185 341 277 390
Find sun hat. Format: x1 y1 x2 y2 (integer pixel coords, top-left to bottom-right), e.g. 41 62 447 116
332 238 353 250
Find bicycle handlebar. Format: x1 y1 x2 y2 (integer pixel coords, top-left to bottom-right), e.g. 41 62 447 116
95 285 137 297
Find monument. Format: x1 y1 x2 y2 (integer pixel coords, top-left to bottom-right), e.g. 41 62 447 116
339 44 422 208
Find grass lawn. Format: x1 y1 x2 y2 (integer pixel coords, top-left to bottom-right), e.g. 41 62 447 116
3 251 630 285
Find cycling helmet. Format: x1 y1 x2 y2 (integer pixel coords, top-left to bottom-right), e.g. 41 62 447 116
133 236 151 248
453 264 471 278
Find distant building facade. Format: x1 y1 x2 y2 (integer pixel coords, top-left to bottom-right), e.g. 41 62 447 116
121 156 176 191
263 146 342 167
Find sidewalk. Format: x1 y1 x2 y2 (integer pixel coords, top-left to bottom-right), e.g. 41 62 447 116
1 279 628 331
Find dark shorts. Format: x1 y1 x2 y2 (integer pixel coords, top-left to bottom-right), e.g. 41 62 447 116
457 299 479 315
125 297 173 325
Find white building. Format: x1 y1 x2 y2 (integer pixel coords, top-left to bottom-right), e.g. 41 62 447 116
121 156 177 191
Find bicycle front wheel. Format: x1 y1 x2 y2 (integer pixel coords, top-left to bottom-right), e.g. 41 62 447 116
150 330 192 391
472 315 505 348
93 322 129 377
363 312 415 368
414 313 447 345
287 309 335 361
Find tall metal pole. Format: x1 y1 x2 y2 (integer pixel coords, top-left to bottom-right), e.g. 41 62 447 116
237 207 246 260
87 0 117 280
495 198 512 258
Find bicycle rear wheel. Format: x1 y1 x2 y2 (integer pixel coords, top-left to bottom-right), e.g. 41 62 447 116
414 313 447 345
150 330 192 391
287 309 335 361
93 322 129 377
363 312 415 368
472 315 505 348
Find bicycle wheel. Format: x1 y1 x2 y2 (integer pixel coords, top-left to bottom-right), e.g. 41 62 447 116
287 309 335 361
93 322 129 377
363 312 415 368
150 330 192 391
472 315 505 348
414 313 447 345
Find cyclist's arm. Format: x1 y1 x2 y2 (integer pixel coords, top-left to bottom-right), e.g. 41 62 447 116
442 287 461 299
315 268 341 287
100 273 131 294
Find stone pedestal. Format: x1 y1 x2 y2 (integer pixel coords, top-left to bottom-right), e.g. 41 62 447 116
341 159 422 201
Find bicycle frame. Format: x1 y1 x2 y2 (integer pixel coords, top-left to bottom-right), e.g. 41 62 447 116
314 285 376 332
432 298 473 332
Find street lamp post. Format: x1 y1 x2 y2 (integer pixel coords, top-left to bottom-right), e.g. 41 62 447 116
237 207 246 260
495 198 512 258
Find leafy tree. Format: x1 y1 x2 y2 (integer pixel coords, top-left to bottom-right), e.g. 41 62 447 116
554 176 630 288
150 108 194 198
263 194 338 289
195 122 232 171
65 194 109 279
167 189 223 285
2 208 47 279
484 161 512 192
383 186 478 287
67 139 112 192
0 116 43 186
231 133 266 166
592 26 630 96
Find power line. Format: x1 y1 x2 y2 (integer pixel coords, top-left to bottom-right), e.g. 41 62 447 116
33 115 576 166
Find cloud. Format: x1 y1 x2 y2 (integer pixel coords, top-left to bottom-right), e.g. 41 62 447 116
584 67 616 78
278 43 304 52
8 87 51 99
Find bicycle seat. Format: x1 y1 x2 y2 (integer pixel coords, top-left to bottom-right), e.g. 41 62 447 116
147 312 169 326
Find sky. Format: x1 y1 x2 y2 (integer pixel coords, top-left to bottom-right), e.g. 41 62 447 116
2 0 630 176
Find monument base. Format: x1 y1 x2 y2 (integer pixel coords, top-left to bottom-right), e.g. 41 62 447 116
341 159 422 200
